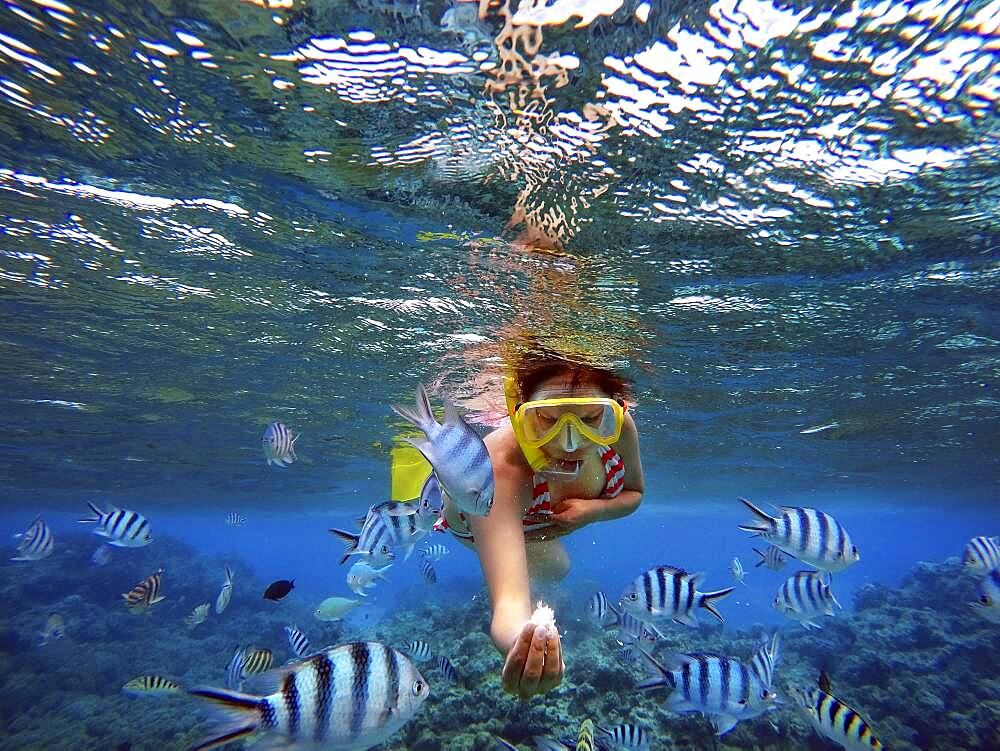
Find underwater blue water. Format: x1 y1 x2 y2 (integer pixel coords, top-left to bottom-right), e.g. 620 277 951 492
1 0 999 748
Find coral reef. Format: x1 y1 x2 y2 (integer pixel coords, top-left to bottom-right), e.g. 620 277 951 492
1 536 997 750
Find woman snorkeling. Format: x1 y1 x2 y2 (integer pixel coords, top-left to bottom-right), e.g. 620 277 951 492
438 350 645 699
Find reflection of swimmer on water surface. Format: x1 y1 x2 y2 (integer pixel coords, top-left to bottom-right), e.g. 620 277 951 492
440 349 645 699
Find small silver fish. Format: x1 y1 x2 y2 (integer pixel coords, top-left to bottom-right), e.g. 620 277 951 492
346 560 391 597
190 642 429 750
79 502 152 547
38 613 65 645
392 383 494 517
215 565 233 614
314 596 364 621
773 571 841 629
262 421 298 467
730 557 746 585
738 498 858 573
90 544 112 567
185 602 210 628
11 516 54 561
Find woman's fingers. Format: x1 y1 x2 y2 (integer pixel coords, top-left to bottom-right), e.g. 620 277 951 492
501 622 536 694
538 628 564 693
517 625 549 699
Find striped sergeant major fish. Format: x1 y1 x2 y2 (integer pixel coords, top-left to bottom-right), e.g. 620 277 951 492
392 383 495 518
738 498 858 573
753 544 786 571
790 672 883 751
635 648 778 736
588 591 610 626
436 655 458 683
226 646 275 690
421 543 450 561
122 568 165 611
577 718 595 751
38 613 66 646
420 556 437 584
79 502 152 547
749 632 780 690
401 640 432 662
189 642 429 751
963 535 1000 574
597 722 650 750
11 516 54 561
262 421 298 467
329 504 409 567
123 674 183 697
603 600 665 644
970 569 1000 624
285 625 312 658
620 565 735 626
774 571 841 629
225 512 246 526
215 565 233 614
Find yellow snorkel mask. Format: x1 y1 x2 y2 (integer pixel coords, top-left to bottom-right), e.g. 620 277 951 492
503 376 626 475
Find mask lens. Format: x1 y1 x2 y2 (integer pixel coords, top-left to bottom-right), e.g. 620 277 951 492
519 399 621 446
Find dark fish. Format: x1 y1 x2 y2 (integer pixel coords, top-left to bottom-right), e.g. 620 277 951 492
263 579 294 601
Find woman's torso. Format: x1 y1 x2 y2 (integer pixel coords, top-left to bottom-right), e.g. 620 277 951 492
440 421 623 542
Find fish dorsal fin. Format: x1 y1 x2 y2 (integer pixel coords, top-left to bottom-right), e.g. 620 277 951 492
818 670 832 693
442 395 464 427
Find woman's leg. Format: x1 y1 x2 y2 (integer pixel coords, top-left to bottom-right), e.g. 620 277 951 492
526 539 570 582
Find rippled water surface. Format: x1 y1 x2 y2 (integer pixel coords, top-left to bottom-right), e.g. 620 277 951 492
0 0 997 505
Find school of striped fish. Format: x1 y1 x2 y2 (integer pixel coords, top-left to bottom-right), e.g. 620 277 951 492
8 383 997 751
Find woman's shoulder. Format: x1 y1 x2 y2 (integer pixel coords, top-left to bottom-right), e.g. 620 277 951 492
485 422 533 482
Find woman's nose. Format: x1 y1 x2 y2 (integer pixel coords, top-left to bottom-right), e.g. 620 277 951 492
559 422 579 452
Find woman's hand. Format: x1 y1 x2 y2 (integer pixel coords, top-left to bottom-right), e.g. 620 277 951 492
501 621 564 699
524 497 604 539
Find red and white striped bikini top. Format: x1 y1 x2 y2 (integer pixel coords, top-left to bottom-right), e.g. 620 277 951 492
523 445 625 529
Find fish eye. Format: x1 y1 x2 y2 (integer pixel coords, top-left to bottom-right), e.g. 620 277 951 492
411 679 426 696
626 592 638 601
981 595 992 605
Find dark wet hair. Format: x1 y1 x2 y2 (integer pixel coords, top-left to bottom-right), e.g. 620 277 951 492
513 350 631 402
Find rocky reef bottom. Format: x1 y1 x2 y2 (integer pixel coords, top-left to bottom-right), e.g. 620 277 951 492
1 533 997 751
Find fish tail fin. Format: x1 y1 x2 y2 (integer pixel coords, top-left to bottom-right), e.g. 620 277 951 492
634 647 677 691
187 687 262 750
224 566 233 586
391 383 437 432
329 528 359 565
752 548 768 567
699 587 735 623
78 501 104 524
737 497 773 533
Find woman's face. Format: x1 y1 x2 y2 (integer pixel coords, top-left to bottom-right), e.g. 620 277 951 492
526 374 611 461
